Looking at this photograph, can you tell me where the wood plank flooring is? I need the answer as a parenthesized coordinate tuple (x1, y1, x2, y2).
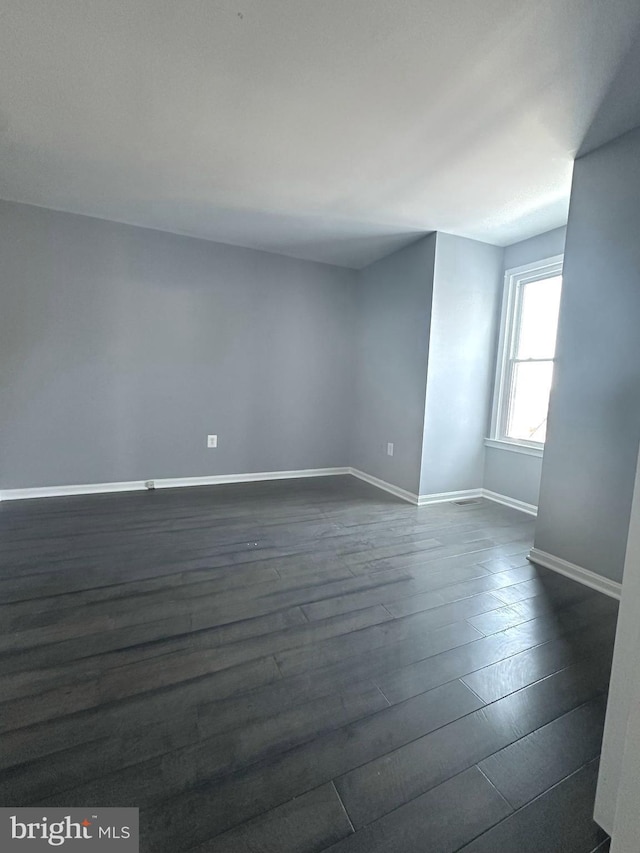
(0, 475, 617, 852)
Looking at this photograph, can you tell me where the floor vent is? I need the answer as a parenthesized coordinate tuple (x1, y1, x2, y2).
(452, 498, 482, 506)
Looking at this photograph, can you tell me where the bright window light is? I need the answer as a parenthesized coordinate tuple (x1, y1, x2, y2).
(491, 257, 563, 447)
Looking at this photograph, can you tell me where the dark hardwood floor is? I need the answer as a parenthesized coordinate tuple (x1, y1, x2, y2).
(0, 475, 617, 852)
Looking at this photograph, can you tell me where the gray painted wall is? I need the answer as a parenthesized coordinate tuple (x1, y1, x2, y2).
(503, 226, 566, 270)
(482, 225, 567, 507)
(535, 126, 640, 583)
(420, 233, 503, 496)
(351, 235, 436, 496)
(0, 200, 356, 489)
(483, 450, 543, 508)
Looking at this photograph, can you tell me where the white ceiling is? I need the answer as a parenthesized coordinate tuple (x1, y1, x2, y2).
(1, 0, 639, 268)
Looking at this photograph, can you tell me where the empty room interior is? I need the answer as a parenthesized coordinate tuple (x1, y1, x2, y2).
(2, 1, 640, 851)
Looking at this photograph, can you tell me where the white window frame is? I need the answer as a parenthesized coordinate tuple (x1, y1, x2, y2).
(488, 254, 564, 453)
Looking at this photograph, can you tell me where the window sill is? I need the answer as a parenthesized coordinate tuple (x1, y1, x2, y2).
(484, 438, 544, 458)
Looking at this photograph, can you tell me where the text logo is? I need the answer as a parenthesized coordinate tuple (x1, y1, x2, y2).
(1, 809, 138, 851)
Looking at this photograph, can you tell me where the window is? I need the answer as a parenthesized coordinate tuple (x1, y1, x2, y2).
(490, 255, 563, 449)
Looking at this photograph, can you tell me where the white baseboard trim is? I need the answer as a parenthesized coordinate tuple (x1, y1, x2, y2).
(348, 471, 538, 516)
(0, 468, 350, 501)
(528, 547, 622, 600)
(152, 468, 350, 489)
(0, 480, 147, 500)
(417, 488, 483, 507)
(349, 468, 418, 505)
(0, 468, 540, 523)
(350, 469, 483, 507)
(482, 489, 538, 517)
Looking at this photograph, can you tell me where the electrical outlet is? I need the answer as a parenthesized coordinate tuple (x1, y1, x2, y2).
(387, 442, 394, 456)
(207, 435, 218, 448)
